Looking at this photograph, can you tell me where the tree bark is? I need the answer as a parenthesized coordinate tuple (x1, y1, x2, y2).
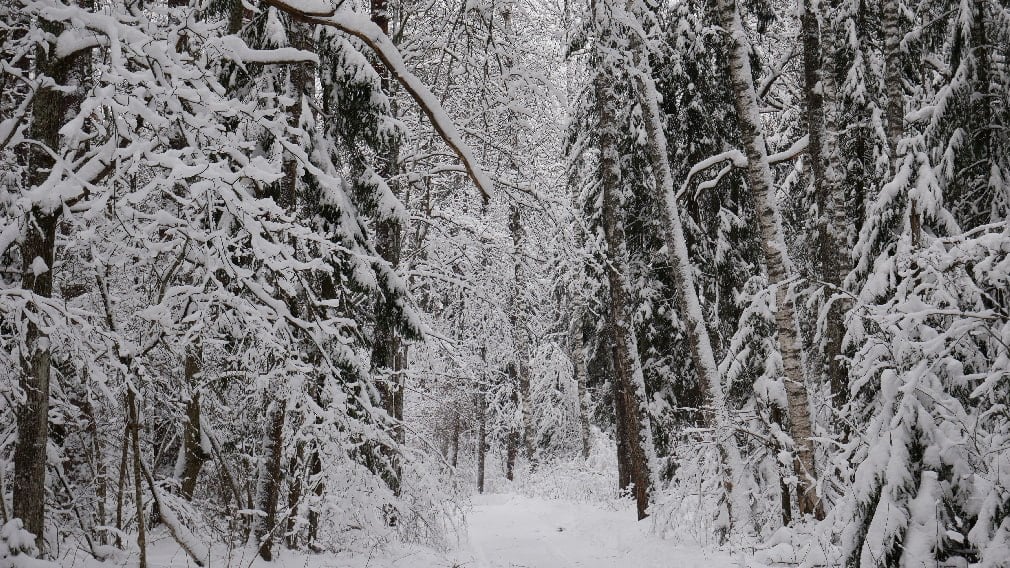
(13, 11, 88, 552)
(882, 0, 920, 248)
(509, 206, 537, 471)
(476, 391, 487, 493)
(593, 7, 654, 517)
(128, 390, 148, 568)
(569, 316, 592, 460)
(179, 346, 209, 500)
(450, 413, 461, 468)
(369, 0, 408, 494)
(505, 365, 520, 482)
(800, 0, 850, 416)
(712, 0, 824, 520)
(255, 400, 286, 561)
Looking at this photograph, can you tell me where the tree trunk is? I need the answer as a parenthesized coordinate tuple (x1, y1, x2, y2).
(505, 430, 518, 482)
(476, 392, 487, 493)
(369, 0, 408, 493)
(13, 11, 86, 551)
(593, 10, 654, 517)
(712, 0, 824, 520)
(569, 316, 592, 460)
(128, 390, 148, 568)
(179, 347, 209, 500)
(882, 0, 920, 248)
(255, 400, 286, 561)
(612, 370, 632, 492)
(306, 446, 323, 550)
(450, 413, 461, 468)
(800, 0, 850, 417)
(505, 365, 520, 482)
(81, 388, 108, 545)
(509, 206, 537, 471)
(115, 425, 129, 548)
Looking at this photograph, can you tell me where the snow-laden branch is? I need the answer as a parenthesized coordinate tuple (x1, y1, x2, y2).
(261, 0, 494, 203)
(675, 135, 809, 200)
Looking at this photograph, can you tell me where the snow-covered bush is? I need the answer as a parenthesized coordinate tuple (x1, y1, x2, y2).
(0, 521, 56, 568)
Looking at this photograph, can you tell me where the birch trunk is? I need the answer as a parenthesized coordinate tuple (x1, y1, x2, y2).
(711, 0, 824, 519)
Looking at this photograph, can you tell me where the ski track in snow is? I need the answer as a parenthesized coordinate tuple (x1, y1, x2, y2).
(463, 494, 740, 568)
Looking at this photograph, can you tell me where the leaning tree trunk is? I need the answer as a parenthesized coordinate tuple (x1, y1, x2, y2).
(712, 0, 824, 519)
(618, 3, 750, 532)
(593, 13, 654, 517)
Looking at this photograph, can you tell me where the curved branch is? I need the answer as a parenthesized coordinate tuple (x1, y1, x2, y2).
(261, 0, 494, 203)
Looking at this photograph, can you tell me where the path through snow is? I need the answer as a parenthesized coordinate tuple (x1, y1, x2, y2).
(463, 494, 741, 568)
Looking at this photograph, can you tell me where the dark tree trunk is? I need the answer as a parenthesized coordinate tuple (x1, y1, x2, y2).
(508, 206, 537, 471)
(476, 392, 487, 493)
(13, 10, 88, 551)
(450, 413, 461, 468)
(594, 18, 652, 518)
(369, 0, 408, 495)
(180, 347, 209, 500)
(128, 390, 148, 568)
(256, 401, 286, 561)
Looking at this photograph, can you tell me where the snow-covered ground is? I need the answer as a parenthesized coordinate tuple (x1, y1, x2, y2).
(56, 493, 749, 567)
(460, 493, 742, 568)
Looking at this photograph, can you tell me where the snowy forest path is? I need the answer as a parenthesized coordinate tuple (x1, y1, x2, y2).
(463, 494, 739, 568)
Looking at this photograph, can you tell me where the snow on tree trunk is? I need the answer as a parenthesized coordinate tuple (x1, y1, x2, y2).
(13, 9, 89, 553)
(882, 0, 920, 248)
(800, 0, 849, 415)
(593, 5, 654, 517)
(569, 315, 593, 461)
(254, 399, 286, 561)
(711, 0, 824, 519)
(620, 5, 750, 533)
(509, 205, 538, 471)
(179, 346, 209, 501)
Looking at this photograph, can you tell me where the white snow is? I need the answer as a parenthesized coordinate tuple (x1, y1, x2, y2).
(461, 494, 742, 568)
(52, 494, 753, 568)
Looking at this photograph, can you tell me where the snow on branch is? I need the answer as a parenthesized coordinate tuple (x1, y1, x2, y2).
(208, 35, 320, 66)
(675, 136, 809, 200)
(261, 0, 494, 203)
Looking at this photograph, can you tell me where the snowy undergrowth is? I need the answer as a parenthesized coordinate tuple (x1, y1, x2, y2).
(504, 430, 625, 508)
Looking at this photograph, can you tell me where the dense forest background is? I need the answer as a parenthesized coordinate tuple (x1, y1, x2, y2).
(1, 0, 1009, 566)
